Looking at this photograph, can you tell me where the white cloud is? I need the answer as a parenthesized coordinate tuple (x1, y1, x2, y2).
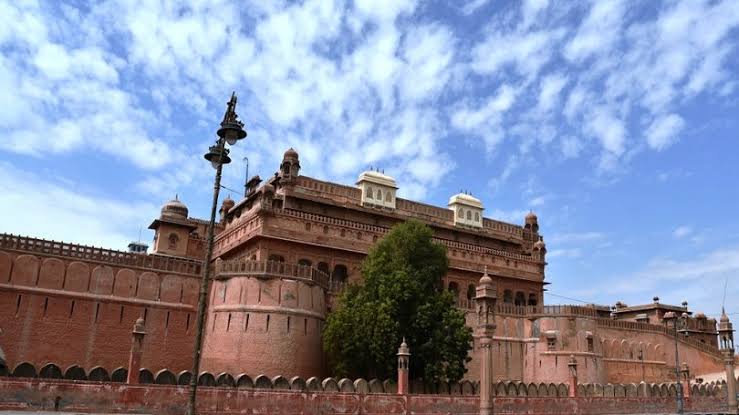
(460, 0, 489, 16)
(646, 113, 685, 151)
(672, 225, 692, 239)
(0, 162, 157, 250)
(537, 73, 569, 113)
(564, 0, 625, 62)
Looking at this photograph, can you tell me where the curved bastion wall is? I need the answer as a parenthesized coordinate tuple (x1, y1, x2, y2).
(200, 260, 328, 379)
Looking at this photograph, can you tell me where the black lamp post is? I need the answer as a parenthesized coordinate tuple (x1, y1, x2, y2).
(664, 311, 688, 414)
(186, 93, 247, 415)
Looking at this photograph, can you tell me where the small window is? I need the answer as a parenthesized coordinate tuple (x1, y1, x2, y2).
(466, 210, 472, 220)
(168, 234, 179, 249)
(503, 290, 513, 304)
(385, 191, 392, 202)
(367, 186, 374, 199)
(547, 338, 556, 351)
(587, 337, 594, 352)
(475, 212, 480, 221)
(376, 189, 382, 199)
(458, 208, 463, 217)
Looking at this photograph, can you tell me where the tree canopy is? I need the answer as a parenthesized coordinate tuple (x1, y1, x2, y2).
(323, 220, 473, 383)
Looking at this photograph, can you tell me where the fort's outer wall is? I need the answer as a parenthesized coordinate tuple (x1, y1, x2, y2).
(464, 311, 725, 385)
(0, 250, 198, 373)
(200, 275, 326, 378)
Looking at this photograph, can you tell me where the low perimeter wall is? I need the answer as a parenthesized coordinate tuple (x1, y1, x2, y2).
(0, 378, 729, 415)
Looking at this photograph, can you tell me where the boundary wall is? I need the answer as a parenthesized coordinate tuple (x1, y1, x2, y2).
(0, 377, 730, 415)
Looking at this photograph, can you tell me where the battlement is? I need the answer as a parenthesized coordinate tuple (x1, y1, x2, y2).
(0, 375, 730, 414)
(0, 233, 201, 275)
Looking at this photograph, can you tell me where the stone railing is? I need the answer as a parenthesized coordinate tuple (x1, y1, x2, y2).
(596, 318, 722, 358)
(275, 209, 538, 264)
(215, 259, 330, 290)
(0, 233, 201, 275)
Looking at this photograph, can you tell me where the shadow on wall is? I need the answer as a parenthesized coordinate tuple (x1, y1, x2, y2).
(1, 361, 731, 399)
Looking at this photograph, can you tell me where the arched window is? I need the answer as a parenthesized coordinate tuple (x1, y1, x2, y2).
(268, 254, 285, 263)
(317, 262, 330, 274)
(503, 289, 513, 304)
(298, 259, 312, 267)
(458, 208, 463, 218)
(514, 291, 526, 306)
(168, 234, 179, 250)
(385, 191, 392, 202)
(528, 293, 538, 306)
(332, 264, 348, 283)
(475, 212, 480, 221)
(467, 284, 476, 302)
(367, 186, 374, 199)
(448, 281, 459, 305)
(466, 210, 472, 220)
(376, 189, 382, 200)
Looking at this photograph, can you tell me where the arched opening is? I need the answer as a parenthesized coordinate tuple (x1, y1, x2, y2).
(466, 210, 472, 220)
(367, 186, 374, 199)
(298, 258, 312, 267)
(375, 189, 382, 200)
(168, 233, 179, 249)
(332, 264, 348, 284)
(385, 191, 392, 202)
(268, 254, 285, 262)
(467, 284, 476, 306)
(528, 293, 538, 306)
(317, 262, 329, 275)
(503, 289, 513, 304)
(514, 291, 526, 306)
(448, 281, 459, 305)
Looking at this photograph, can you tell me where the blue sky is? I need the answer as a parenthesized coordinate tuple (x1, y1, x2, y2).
(1, 0, 738, 318)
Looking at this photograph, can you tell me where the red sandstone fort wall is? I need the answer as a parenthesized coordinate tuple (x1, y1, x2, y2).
(0, 247, 199, 374)
(201, 275, 326, 378)
(0, 377, 729, 414)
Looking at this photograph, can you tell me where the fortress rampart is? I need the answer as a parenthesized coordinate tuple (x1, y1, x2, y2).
(0, 234, 200, 374)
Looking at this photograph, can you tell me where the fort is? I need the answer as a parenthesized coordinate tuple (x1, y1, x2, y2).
(0, 148, 736, 413)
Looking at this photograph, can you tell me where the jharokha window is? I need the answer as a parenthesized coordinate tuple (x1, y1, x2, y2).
(168, 233, 179, 250)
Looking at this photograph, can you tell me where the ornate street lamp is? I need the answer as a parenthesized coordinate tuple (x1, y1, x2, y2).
(186, 93, 247, 415)
(663, 311, 688, 414)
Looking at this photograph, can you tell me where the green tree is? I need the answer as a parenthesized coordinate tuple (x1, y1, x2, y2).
(323, 220, 473, 383)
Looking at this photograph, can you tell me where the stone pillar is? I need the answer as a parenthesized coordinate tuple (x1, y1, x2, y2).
(719, 308, 737, 414)
(474, 268, 497, 415)
(397, 338, 410, 395)
(726, 353, 737, 414)
(680, 362, 690, 399)
(568, 355, 578, 398)
(126, 317, 146, 384)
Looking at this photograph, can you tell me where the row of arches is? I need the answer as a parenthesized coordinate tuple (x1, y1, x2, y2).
(266, 255, 349, 284)
(1, 253, 197, 305)
(446, 280, 538, 308)
(601, 338, 664, 361)
(365, 186, 393, 203)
